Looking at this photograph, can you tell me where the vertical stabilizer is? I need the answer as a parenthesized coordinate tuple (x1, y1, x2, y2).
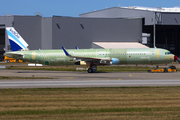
(6, 27, 29, 51)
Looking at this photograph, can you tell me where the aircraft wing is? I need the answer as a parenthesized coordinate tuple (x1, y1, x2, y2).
(62, 47, 111, 64)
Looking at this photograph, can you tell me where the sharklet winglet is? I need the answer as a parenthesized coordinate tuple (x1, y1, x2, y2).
(62, 47, 70, 56)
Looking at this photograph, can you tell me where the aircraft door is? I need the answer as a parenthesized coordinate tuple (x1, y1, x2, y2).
(155, 50, 160, 58)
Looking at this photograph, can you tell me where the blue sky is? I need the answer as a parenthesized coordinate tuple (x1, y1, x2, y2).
(1, 0, 180, 17)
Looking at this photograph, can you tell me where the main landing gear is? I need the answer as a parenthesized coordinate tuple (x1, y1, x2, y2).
(87, 63, 97, 73)
(87, 68, 93, 73)
(87, 67, 97, 73)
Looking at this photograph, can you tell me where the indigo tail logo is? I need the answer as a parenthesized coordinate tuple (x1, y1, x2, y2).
(6, 27, 29, 51)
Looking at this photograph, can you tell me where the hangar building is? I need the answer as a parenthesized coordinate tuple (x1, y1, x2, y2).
(80, 6, 180, 56)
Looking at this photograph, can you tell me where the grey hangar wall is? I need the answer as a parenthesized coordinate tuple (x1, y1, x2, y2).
(80, 7, 180, 56)
(0, 16, 142, 52)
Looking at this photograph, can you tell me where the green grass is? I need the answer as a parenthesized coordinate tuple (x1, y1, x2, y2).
(1, 87, 180, 119)
(97, 66, 156, 72)
(6, 65, 77, 71)
(6, 65, 180, 72)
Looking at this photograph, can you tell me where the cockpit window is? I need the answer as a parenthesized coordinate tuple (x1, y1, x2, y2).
(165, 52, 171, 55)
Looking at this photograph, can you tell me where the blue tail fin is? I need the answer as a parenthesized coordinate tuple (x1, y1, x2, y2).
(6, 27, 29, 51)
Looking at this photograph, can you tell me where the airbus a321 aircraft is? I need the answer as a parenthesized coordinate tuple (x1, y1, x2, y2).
(4, 27, 179, 73)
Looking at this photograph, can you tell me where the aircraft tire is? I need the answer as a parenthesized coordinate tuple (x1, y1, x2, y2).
(87, 68, 93, 73)
(93, 69, 97, 73)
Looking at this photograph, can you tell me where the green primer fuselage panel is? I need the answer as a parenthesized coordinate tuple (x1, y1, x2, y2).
(5, 48, 174, 66)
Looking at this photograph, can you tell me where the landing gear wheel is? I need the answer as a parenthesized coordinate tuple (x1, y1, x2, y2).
(87, 68, 93, 73)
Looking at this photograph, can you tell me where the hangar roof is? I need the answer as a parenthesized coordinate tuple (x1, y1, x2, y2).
(80, 6, 180, 16)
(123, 6, 180, 13)
(80, 6, 180, 25)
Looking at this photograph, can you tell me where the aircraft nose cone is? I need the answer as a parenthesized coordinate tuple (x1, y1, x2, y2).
(174, 55, 178, 62)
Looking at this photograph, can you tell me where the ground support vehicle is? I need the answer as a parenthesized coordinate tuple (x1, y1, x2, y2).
(147, 66, 177, 73)
(4, 56, 23, 63)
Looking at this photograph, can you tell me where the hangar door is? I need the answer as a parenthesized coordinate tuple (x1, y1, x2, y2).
(0, 28, 5, 61)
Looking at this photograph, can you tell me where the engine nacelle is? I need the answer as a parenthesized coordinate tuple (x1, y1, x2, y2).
(74, 61, 87, 65)
(110, 58, 119, 65)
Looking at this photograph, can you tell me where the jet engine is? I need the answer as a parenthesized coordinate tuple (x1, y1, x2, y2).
(110, 58, 119, 65)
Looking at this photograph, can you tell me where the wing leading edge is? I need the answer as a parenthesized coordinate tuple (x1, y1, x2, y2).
(62, 47, 101, 60)
(62, 47, 112, 65)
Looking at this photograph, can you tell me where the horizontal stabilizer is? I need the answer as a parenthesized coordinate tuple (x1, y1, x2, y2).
(4, 52, 23, 59)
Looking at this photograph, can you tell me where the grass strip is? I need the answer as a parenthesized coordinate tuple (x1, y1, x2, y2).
(1, 87, 180, 119)
(6, 65, 180, 72)
(1, 107, 180, 115)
